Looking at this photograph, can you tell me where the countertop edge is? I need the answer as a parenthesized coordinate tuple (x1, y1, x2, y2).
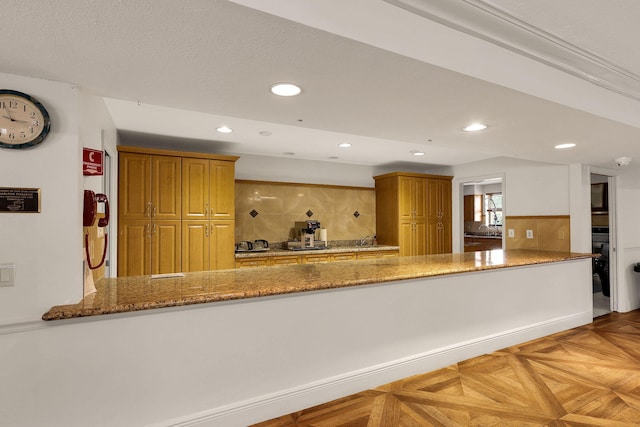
(42, 251, 594, 321)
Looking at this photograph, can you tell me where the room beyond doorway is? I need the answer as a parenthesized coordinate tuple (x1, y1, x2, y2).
(591, 173, 613, 317)
(462, 176, 504, 252)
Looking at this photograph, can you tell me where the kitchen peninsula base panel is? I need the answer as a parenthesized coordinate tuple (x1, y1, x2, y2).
(28, 258, 592, 427)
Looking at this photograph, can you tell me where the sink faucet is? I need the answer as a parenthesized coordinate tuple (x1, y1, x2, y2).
(360, 236, 371, 246)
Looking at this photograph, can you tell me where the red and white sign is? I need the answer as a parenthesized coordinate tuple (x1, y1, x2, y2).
(83, 148, 104, 176)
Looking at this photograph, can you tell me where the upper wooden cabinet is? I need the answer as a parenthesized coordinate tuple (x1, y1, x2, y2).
(119, 152, 181, 221)
(374, 172, 452, 256)
(182, 158, 235, 220)
(399, 175, 427, 221)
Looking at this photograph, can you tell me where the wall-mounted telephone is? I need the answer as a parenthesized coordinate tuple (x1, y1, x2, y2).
(83, 190, 110, 269)
(83, 190, 110, 227)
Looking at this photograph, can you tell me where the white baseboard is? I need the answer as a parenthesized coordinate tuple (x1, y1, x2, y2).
(159, 311, 591, 427)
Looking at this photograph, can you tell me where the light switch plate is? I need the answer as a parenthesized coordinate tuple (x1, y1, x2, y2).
(526, 230, 534, 239)
(508, 229, 514, 238)
(0, 264, 16, 287)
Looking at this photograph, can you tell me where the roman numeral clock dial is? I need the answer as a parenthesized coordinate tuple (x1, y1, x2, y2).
(0, 89, 51, 149)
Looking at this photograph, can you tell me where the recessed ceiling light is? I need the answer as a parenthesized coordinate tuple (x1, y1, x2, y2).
(554, 143, 576, 149)
(463, 123, 488, 132)
(410, 150, 425, 156)
(216, 126, 233, 133)
(338, 143, 352, 148)
(270, 83, 302, 97)
(259, 131, 272, 136)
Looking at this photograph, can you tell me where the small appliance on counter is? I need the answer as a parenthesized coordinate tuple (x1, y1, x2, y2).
(235, 239, 270, 253)
(287, 220, 327, 250)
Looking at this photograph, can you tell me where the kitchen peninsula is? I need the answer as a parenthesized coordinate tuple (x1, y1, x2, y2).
(40, 249, 592, 426)
(44, 249, 590, 319)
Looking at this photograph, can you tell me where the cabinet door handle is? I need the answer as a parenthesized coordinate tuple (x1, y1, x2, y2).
(152, 206, 157, 217)
(145, 223, 151, 238)
(152, 224, 157, 235)
(205, 224, 209, 237)
(204, 203, 209, 217)
(144, 201, 152, 217)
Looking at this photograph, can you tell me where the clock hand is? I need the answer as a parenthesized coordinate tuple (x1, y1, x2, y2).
(2, 107, 15, 122)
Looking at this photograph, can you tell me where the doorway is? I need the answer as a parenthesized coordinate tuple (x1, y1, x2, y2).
(590, 173, 614, 317)
(461, 176, 504, 252)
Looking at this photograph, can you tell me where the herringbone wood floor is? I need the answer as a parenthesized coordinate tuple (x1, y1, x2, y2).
(253, 310, 640, 426)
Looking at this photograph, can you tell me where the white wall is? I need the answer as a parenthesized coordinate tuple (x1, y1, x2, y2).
(0, 73, 82, 325)
(235, 154, 377, 188)
(614, 170, 640, 311)
(0, 259, 592, 427)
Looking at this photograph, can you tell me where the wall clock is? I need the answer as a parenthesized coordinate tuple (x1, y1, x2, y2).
(0, 89, 51, 149)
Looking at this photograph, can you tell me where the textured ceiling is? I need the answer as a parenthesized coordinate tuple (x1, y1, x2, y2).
(2, 0, 640, 173)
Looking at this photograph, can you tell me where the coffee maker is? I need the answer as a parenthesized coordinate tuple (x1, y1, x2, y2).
(293, 220, 322, 248)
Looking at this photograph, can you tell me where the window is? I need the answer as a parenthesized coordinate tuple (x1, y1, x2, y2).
(485, 193, 502, 226)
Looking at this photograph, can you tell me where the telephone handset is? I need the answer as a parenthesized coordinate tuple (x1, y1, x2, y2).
(83, 190, 110, 227)
(83, 190, 109, 270)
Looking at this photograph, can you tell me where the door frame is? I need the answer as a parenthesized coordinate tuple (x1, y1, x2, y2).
(589, 168, 619, 313)
(454, 173, 505, 253)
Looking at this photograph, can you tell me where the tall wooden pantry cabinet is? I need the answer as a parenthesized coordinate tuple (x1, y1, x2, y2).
(374, 172, 452, 256)
(117, 146, 238, 277)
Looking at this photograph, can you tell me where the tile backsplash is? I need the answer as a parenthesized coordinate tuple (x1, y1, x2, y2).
(235, 180, 375, 245)
(504, 216, 570, 252)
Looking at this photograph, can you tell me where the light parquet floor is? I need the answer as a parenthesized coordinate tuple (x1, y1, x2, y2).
(253, 310, 640, 426)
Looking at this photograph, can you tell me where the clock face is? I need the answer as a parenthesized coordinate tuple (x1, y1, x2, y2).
(0, 90, 51, 149)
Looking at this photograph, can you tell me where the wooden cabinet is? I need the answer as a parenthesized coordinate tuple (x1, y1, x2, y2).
(182, 220, 235, 272)
(182, 158, 235, 220)
(236, 257, 271, 268)
(118, 146, 238, 276)
(117, 220, 181, 276)
(356, 249, 400, 260)
(331, 252, 357, 262)
(375, 172, 452, 257)
(426, 177, 452, 254)
(119, 153, 181, 221)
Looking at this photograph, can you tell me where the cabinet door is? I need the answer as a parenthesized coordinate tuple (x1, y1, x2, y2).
(182, 220, 210, 272)
(182, 158, 209, 219)
(209, 160, 235, 219)
(427, 220, 451, 254)
(427, 178, 452, 221)
(399, 221, 414, 257)
(414, 221, 427, 256)
(399, 177, 427, 221)
(152, 156, 181, 220)
(119, 153, 151, 220)
(118, 220, 151, 276)
(210, 220, 235, 270)
(150, 220, 181, 275)
(398, 176, 415, 220)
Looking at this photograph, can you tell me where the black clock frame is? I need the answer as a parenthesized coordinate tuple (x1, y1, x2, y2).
(0, 89, 52, 149)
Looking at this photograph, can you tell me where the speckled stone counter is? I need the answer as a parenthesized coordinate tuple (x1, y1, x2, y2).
(42, 249, 592, 320)
(234, 245, 399, 258)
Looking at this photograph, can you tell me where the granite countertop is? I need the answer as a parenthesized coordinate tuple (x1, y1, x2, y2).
(464, 234, 503, 240)
(42, 250, 593, 321)
(235, 245, 399, 258)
